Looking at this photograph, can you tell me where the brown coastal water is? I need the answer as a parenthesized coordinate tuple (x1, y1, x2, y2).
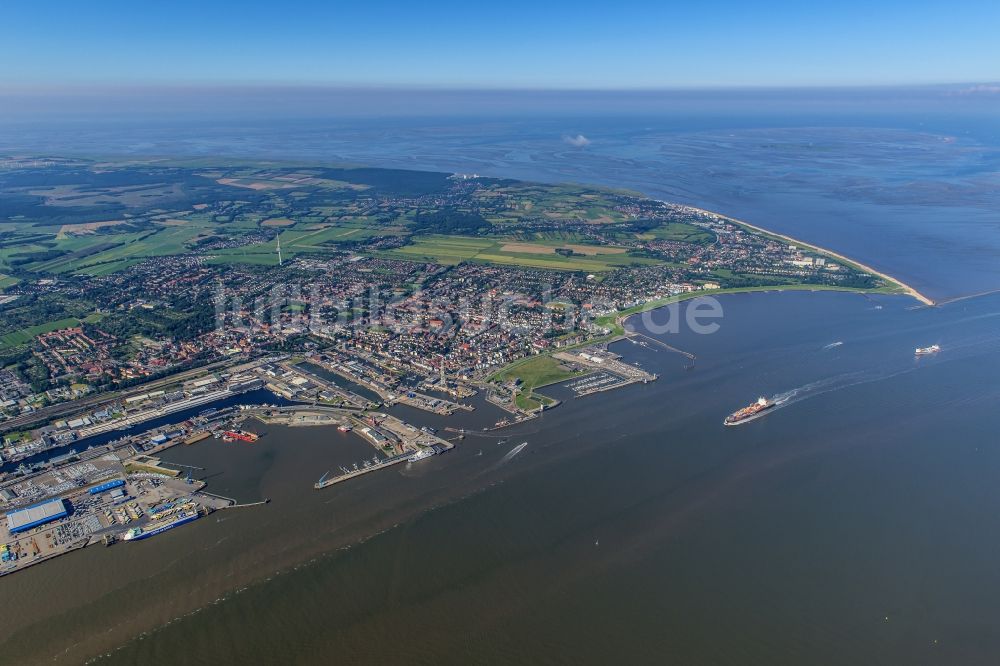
(3, 291, 1000, 664)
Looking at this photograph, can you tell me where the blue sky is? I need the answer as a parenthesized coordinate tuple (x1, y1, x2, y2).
(2, 0, 998, 88)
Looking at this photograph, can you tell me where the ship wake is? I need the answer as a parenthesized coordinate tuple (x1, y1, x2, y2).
(770, 361, 935, 413)
(500, 442, 528, 464)
(478, 442, 529, 476)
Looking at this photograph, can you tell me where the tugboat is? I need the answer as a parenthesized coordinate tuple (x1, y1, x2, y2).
(724, 397, 775, 426)
(915, 344, 940, 356)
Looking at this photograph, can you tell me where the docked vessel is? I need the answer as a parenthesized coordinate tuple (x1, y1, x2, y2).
(408, 447, 436, 462)
(337, 424, 352, 432)
(915, 344, 940, 356)
(222, 430, 259, 443)
(724, 397, 775, 426)
(122, 509, 200, 541)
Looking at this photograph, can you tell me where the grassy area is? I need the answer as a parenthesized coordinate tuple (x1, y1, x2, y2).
(284, 222, 397, 246)
(382, 235, 493, 265)
(381, 234, 659, 271)
(207, 222, 399, 266)
(494, 354, 580, 387)
(494, 355, 582, 410)
(513, 388, 558, 411)
(123, 461, 180, 477)
(0, 244, 51, 272)
(515, 392, 542, 411)
(0, 313, 104, 350)
(207, 249, 286, 266)
(476, 182, 637, 225)
(636, 222, 716, 244)
(9, 225, 216, 275)
(74, 258, 143, 276)
(208, 240, 324, 266)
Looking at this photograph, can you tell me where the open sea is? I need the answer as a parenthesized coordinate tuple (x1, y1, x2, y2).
(1, 91, 1000, 664)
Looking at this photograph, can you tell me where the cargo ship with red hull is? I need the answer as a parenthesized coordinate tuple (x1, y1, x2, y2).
(724, 397, 775, 426)
(222, 430, 259, 443)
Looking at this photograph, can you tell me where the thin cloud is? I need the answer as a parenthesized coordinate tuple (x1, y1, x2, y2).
(951, 84, 1000, 96)
(562, 134, 591, 147)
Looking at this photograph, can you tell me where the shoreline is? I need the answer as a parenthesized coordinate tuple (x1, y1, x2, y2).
(600, 284, 881, 342)
(611, 284, 882, 333)
(679, 204, 935, 306)
(511, 279, 919, 420)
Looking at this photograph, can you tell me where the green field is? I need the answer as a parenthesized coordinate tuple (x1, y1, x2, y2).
(0, 313, 104, 350)
(0, 224, 219, 276)
(380, 235, 658, 271)
(477, 183, 635, 226)
(207, 222, 402, 266)
(494, 355, 583, 410)
(382, 236, 494, 264)
(495, 354, 582, 387)
(0, 163, 711, 277)
(637, 222, 716, 244)
(74, 258, 144, 276)
(207, 239, 329, 266)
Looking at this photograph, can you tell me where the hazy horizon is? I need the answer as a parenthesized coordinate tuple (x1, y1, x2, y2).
(2, 83, 999, 125)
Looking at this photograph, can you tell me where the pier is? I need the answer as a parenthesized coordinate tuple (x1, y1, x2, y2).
(219, 498, 270, 509)
(626, 332, 697, 359)
(552, 348, 657, 398)
(314, 452, 413, 489)
(197, 491, 238, 507)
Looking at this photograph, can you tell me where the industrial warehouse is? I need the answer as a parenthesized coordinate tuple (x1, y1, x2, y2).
(5, 498, 68, 534)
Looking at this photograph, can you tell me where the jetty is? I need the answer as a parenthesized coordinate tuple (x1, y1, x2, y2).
(314, 452, 412, 489)
(626, 332, 696, 359)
